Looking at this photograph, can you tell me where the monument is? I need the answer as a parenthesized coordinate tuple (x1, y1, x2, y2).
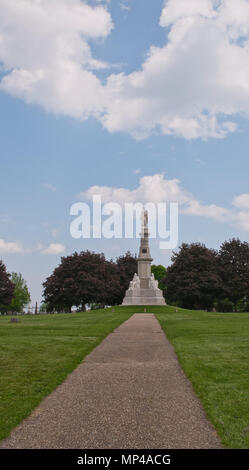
(122, 210, 166, 306)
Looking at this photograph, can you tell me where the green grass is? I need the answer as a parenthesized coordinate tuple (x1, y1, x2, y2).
(0, 308, 132, 441)
(1, 305, 249, 448)
(154, 306, 249, 449)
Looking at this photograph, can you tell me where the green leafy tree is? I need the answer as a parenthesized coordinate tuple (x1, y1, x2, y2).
(166, 243, 221, 310)
(151, 264, 167, 291)
(0, 260, 15, 309)
(39, 302, 48, 313)
(7, 272, 31, 313)
(218, 238, 249, 311)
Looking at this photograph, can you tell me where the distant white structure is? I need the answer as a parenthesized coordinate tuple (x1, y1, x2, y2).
(122, 210, 166, 306)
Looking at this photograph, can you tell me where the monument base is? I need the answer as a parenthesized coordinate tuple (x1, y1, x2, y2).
(122, 273, 166, 306)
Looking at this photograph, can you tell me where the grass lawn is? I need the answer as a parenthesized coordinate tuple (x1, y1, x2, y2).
(1, 305, 249, 448)
(0, 308, 133, 441)
(153, 306, 249, 449)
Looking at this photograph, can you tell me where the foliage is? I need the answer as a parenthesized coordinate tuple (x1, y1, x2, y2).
(218, 238, 249, 311)
(214, 298, 234, 313)
(43, 250, 137, 311)
(151, 264, 167, 291)
(237, 297, 249, 312)
(5, 272, 31, 313)
(39, 303, 48, 313)
(116, 251, 137, 286)
(43, 251, 110, 312)
(42, 238, 249, 312)
(0, 260, 15, 309)
(166, 243, 222, 310)
(115, 250, 137, 299)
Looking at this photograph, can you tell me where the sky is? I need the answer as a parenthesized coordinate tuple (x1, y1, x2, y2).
(1, 0, 249, 306)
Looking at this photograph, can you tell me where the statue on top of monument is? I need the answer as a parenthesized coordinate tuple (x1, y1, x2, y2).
(141, 209, 148, 233)
(143, 209, 148, 227)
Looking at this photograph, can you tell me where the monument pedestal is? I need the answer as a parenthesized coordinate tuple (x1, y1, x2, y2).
(122, 274, 166, 306)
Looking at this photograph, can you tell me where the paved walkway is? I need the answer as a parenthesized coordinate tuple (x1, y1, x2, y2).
(1, 314, 221, 449)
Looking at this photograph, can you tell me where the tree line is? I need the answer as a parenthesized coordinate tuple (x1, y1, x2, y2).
(42, 237, 249, 313)
(165, 238, 249, 312)
(1, 237, 249, 314)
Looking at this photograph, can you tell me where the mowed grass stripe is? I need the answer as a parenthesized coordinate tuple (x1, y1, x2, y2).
(0, 309, 132, 441)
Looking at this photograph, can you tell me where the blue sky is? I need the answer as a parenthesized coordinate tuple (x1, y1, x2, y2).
(1, 0, 249, 305)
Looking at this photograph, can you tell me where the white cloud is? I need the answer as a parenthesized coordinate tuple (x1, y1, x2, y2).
(2, 1, 249, 138)
(90, 0, 111, 3)
(101, 0, 249, 138)
(102, 0, 249, 139)
(160, 0, 216, 26)
(0, 0, 113, 119)
(0, 239, 24, 254)
(82, 173, 191, 205)
(41, 243, 65, 255)
(233, 210, 249, 231)
(231, 193, 249, 230)
(233, 193, 249, 209)
(0, 239, 66, 255)
(81, 173, 249, 230)
(182, 200, 230, 222)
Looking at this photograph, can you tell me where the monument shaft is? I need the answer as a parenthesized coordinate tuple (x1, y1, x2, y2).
(138, 211, 153, 288)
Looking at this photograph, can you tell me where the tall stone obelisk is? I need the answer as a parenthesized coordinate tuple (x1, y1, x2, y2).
(138, 210, 153, 288)
(122, 210, 166, 306)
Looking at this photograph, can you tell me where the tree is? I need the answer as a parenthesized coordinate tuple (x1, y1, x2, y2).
(101, 258, 125, 306)
(43, 251, 125, 311)
(151, 264, 167, 291)
(39, 302, 48, 313)
(0, 260, 15, 309)
(43, 251, 104, 312)
(166, 243, 221, 310)
(116, 251, 137, 299)
(6, 272, 31, 313)
(218, 238, 249, 311)
(215, 298, 234, 313)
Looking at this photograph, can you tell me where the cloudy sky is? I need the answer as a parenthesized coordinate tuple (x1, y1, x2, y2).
(1, 0, 249, 305)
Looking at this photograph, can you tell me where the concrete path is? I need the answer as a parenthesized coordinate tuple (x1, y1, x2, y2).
(0, 314, 221, 449)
